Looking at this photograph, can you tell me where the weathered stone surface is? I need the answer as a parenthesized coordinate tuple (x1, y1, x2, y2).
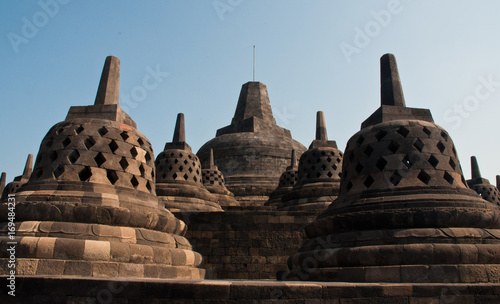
(467, 156, 500, 206)
(202, 149, 240, 208)
(266, 150, 298, 207)
(0, 56, 207, 280)
(279, 111, 343, 213)
(281, 53, 500, 283)
(156, 113, 222, 212)
(197, 82, 306, 205)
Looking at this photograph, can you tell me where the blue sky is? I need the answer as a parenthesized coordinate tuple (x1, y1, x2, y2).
(1, 0, 499, 185)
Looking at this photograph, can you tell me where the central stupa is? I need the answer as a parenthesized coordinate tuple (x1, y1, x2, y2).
(197, 82, 306, 205)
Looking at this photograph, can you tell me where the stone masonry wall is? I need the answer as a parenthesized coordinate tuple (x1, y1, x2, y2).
(175, 207, 317, 280)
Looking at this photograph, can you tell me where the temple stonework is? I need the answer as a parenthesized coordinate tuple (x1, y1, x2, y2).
(197, 81, 306, 205)
(1, 53, 500, 302)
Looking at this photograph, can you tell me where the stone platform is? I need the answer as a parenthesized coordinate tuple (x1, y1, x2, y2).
(2, 276, 500, 303)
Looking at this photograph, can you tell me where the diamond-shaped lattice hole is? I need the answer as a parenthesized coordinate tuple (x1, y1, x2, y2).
(356, 136, 365, 147)
(137, 138, 144, 146)
(375, 130, 387, 141)
(355, 163, 363, 174)
(94, 152, 106, 167)
(423, 127, 432, 136)
(441, 131, 449, 141)
(107, 170, 118, 185)
(326, 157, 332, 163)
(119, 157, 129, 170)
(78, 167, 92, 181)
(62, 137, 71, 148)
(332, 164, 338, 170)
(172, 173, 178, 179)
(179, 153, 183, 157)
(75, 126, 84, 135)
(145, 152, 151, 162)
(130, 176, 139, 188)
(443, 171, 454, 185)
(183, 173, 189, 180)
(120, 131, 129, 141)
(437, 141, 446, 153)
(68, 150, 80, 164)
(346, 181, 353, 192)
(98, 126, 108, 136)
(376, 157, 388, 171)
(390, 172, 402, 186)
(402, 155, 412, 168)
(162, 173, 167, 179)
(449, 158, 456, 170)
(109, 140, 119, 153)
(174, 159, 179, 164)
(193, 176, 198, 182)
(397, 126, 410, 138)
(179, 165, 184, 172)
(56, 127, 65, 135)
(146, 181, 152, 193)
(364, 145, 374, 156)
(428, 155, 439, 168)
(327, 171, 333, 178)
(315, 172, 321, 178)
(321, 164, 327, 171)
(53, 165, 64, 179)
(139, 164, 145, 177)
(48, 151, 58, 162)
(418, 170, 431, 185)
(130, 147, 138, 159)
(388, 141, 400, 153)
(363, 175, 374, 188)
(184, 159, 188, 165)
(84, 137, 96, 150)
(413, 138, 424, 152)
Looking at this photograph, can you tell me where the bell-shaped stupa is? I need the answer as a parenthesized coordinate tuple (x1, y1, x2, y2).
(265, 150, 298, 207)
(155, 113, 223, 212)
(0, 56, 207, 279)
(281, 54, 500, 283)
(467, 156, 500, 206)
(1, 154, 33, 200)
(197, 82, 306, 205)
(201, 149, 240, 208)
(278, 112, 342, 212)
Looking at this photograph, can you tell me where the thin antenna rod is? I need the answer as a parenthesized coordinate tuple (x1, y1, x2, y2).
(253, 45, 255, 81)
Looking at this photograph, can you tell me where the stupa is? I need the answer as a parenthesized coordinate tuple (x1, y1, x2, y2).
(197, 81, 306, 205)
(1, 154, 33, 200)
(0, 56, 207, 279)
(265, 150, 298, 207)
(278, 112, 342, 212)
(467, 156, 500, 206)
(201, 149, 239, 208)
(281, 54, 500, 283)
(155, 113, 223, 212)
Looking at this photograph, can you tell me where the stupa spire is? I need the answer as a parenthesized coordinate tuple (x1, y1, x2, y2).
(22, 154, 34, 179)
(471, 156, 482, 179)
(380, 53, 406, 107)
(209, 148, 215, 168)
(290, 150, 297, 168)
(173, 113, 186, 143)
(497, 175, 500, 189)
(0, 172, 6, 195)
(316, 111, 328, 140)
(94, 56, 120, 105)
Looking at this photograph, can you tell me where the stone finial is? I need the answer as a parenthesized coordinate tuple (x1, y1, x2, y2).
(380, 53, 406, 107)
(94, 56, 120, 105)
(291, 150, 297, 168)
(0, 172, 6, 194)
(22, 154, 34, 179)
(172, 113, 186, 143)
(316, 111, 328, 141)
(471, 156, 481, 179)
(497, 175, 500, 189)
(209, 149, 217, 170)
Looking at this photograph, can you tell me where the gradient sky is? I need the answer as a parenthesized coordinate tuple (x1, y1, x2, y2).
(1, 0, 499, 186)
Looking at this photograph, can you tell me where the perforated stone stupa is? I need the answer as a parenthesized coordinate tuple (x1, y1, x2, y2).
(265, 150, 298, 207)
(467, 156, 500, 206)
(281, 54, 500, 283)
(0, 56, 207, 279)
(278, 112, 342, 212)
(155, 113, 222, 212)
(201, 149, 239, 208)
(0, 154, 33, 200)
(197, 81, 306, 205)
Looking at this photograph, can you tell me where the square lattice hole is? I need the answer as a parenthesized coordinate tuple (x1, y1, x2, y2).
(94, 152, 106, 167)
(53, 165, 64, 179)
(443, 171, 454, 185)
(363, 175, 374, 188)
(413, 139, 424, 152)
(68, 150, 80, 164)
(120, 131, 129, 141)
(390, 172, 402, 186)
(98, 126, 108, 136)
(107, 170, 118, 185)
(356, 136, 365, 147)
(428, 155, 439, 168)
(78, 167, 92, 181)
(84, 137, 96, 150)
(62, 137, 71, 148)
(355, 163, 363, 174)
(397, 126, 410, 138)
(75, 126, 84, 135)
(375, 130, 387, 141)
